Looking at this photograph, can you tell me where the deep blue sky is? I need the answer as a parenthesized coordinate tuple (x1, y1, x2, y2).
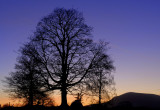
(0, 0, 160, 105)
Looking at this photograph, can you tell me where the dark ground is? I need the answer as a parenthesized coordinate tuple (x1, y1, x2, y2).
(0, 105, 158, 110)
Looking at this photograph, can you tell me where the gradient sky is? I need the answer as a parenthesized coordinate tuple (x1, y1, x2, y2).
(0, 0, 160, 106)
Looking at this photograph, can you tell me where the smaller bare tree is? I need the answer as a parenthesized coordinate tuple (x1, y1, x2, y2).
(4, 43, 50, 106)
(85, 42, 115, 104)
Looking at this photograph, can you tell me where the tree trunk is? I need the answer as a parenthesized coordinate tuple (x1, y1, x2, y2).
(60, 73, 68, 109)
(29, 72, 33, 106)
(60, 57, 69, 109)
(60, 87, 68, 109)
(99, 85, 101, 104)
(29, 93, 33, 106)
(99, 71, 102, 105)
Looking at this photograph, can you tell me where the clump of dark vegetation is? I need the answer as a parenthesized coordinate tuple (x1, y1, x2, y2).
(70, 93, 83, 110)
(0, 104, 157, 110)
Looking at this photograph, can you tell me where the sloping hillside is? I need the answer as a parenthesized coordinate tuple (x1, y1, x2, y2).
(111, 92, 160, 109)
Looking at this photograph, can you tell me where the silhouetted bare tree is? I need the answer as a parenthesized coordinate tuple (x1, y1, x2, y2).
(25, 8, 115, 109)
(27, 8, 93, 109)
(85, 42, 115, 104)
(4, 44, 50, 106)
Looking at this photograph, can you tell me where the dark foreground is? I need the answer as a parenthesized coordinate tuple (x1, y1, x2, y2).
(0, 105, 159, 110)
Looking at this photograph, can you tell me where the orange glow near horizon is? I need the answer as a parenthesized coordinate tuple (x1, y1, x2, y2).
(0, 94, 91, 107)
(0, 90, 159, 107)
(0, 93, 111, 107)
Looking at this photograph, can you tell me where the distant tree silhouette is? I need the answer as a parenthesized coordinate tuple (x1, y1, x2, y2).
(85, 42, 115, 104)
(4, 44, 51, 106)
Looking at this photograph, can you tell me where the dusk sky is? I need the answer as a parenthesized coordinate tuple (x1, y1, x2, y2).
(0, 0, 160, 106)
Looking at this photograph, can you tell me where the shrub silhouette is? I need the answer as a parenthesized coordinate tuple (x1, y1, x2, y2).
(70, 93, 83, 110)
(70, 100, 83, 110)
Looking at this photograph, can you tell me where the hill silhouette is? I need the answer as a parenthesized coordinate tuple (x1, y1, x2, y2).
(110, 92, 160, 109)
